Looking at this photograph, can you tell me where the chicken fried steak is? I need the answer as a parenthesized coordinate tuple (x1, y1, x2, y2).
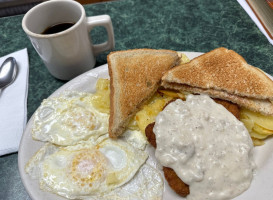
(145, 98, 240, 197)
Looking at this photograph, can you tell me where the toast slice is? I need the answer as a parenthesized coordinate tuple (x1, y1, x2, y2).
(162, 47, 273, 100)
(108, 49, 179, 138)
(161, 47, 273, 116)
(163, 82, 273, 116)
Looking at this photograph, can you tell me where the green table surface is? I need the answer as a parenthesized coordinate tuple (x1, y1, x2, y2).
(0, 0, 272, 199)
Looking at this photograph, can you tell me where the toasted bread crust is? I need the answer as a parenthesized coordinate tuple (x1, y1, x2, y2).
(162, 47, 273, 100)
(108, 49, 179, 138)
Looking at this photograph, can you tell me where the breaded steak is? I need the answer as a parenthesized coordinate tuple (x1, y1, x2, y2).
(145, 98, 240, 197)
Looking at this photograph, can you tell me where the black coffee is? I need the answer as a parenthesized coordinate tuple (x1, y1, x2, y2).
(42, 22, 75, 34)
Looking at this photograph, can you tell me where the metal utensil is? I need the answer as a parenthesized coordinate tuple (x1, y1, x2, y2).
(0, 57, 18, 92)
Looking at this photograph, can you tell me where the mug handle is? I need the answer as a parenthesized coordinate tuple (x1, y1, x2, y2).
(86, 15, 115, 56)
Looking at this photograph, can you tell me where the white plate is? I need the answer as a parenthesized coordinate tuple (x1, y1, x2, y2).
(18, 52, 273, 200)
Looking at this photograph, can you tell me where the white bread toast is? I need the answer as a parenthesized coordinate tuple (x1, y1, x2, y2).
(162, 47, 273, 100)
(108, 49, 179, 138)
(161, 47, 273, 116)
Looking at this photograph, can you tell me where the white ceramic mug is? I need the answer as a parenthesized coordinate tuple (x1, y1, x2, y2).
(22, 0, 115, 80)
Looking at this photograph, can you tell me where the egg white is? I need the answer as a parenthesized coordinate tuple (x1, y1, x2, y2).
(120, 129, 148, 150)
(94, 129, 148, 151)
(89, 164, 164, 200)
(27, 88, 159, 199)
(32, 91, 109, 146)
(25, 138, 148, 199)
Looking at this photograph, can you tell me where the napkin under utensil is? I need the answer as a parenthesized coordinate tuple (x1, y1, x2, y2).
(0, 48, 29, 156)
(238, 0, 273, 45)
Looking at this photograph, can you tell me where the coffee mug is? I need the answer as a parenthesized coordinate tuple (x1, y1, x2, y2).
(22, 0, 115, 80)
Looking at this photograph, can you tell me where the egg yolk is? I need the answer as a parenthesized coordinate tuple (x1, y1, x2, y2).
(62, 107, 98, 132)
(71, 149, 107, 187)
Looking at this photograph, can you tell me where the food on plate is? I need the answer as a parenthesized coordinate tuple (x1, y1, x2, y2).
(32, 91, 109, 146)
(240, 108, 273, 145)
(177, 52, 190, 64)
(91, 78, 175, 135)
(25, 138, 148, 199)
(146, 122, 190, 197)
(132, 93, 173, 134)
(89, 164, 164, 200)
(145, 97, 241, 197)
(151, 94, 256, 199)
(25, 47, 273, 200)
(107, 49, 180, 138)
(213, 98, 240, 119)
(27, 78, 162, 199)
(91, 78, 149, 150)
(161, 47, 273, 116)
(161, 47, 273, 144)
(164, 48, 273, 99)
(90, 78, 110, 114)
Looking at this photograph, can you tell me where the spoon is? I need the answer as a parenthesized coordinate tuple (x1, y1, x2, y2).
(0, 57, 18, 92)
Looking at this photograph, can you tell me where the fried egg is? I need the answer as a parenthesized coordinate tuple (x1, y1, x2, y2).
(32, 91, 109, 146)
(25, 138, 148, 199)
(120, 129, 148, 150)
(90, 164, 164, 200)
